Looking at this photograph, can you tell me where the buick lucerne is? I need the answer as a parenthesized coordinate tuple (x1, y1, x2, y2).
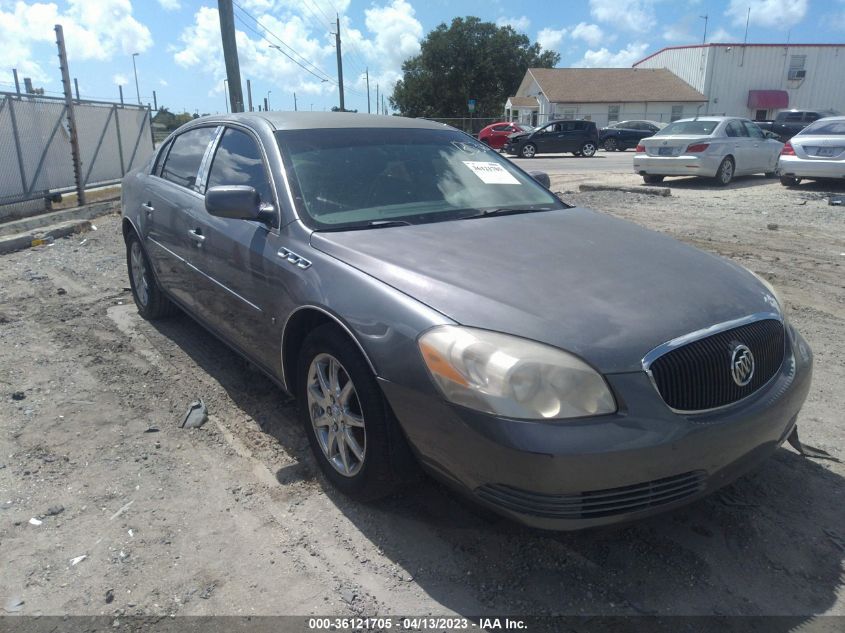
(121, 113, 812, 529)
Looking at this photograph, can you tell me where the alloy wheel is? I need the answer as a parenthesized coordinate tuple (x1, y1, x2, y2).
(130, 241, 150, 307)
(521, 144, 536, 158)
(719, 159, 734, 184)
(581, 143, 597, 157)
(306, 353, 366, 477)
(604, 138, 617, 151)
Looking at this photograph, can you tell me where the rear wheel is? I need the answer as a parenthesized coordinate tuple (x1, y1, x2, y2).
(126, 232, 177, 320)
(520, 143, 537, 158)
(643, 175, 664, 184)
(580, 142, 597, 157)
(298, 325, 401, 500)
(780, 175, 800, 187)
(714, 157, 735, 186)
(603, 138, 618, 151)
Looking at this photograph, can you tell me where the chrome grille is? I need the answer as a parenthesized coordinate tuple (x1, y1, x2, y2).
(648, 319, 785, 412)
(476, 471, 706, 519)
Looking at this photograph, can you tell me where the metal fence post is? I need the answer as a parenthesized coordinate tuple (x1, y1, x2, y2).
(114, 105, 125, 176)
(6, 97, 28, 192)
(55, 24, 86, 205)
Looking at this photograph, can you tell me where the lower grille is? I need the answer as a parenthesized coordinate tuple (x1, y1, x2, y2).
(648, 318, 785, 412)
(476, 471, 706, 520)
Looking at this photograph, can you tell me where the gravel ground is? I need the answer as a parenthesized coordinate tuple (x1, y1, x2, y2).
(1, 175, 843, 625)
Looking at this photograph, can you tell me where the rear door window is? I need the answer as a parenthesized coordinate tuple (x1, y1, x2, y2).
(160, 127, 217, 191)
(725, 120, 747, 137)
(205, 127, 273, 205)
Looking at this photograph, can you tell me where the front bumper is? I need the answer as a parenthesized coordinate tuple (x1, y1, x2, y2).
(633, 153, 721, 177)
(380, 327, 813, 530)
(778, 155, 845, 179)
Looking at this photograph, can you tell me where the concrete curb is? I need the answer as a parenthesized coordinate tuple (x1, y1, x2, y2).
(0, 200, 118, 238)
(0, 219, 93, 255)
(579, 183, 671, 197)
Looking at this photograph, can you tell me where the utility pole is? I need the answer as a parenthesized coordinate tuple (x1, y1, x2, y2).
(153, 90, 157, 111)
(294, 92, 297, 111)
(246, 79, 253, 112)
(73, 77, 80, 100)
(266, 90, 271, 111)
(12, 68, 20, 94)
(263, 97, 268, 111)
(55, 24, 85, 205)
(218, 0, 244, 112)
(699, 15, 708, 44)
(119, 84, 124, 106)
(365, 68, 370, 113)
(335, 14, 345, 111)
(375, 83, 379, 115)
(131, 53, 141, 104)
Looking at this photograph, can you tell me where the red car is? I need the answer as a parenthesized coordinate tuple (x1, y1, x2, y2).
(478, 121, 535, 149)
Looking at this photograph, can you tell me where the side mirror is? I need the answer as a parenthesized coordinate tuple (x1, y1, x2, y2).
(205, 185, 270, 223)
(529, 170, 551, 189)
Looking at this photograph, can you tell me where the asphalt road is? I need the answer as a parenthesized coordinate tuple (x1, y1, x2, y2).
(507, 149, 635, 175)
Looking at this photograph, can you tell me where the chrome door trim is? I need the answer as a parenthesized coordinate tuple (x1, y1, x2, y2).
(185, 259, 262, 313)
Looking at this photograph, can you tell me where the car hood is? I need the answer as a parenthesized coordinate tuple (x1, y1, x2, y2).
(507, 132, 529, 142)
(310, 208, 778, 374)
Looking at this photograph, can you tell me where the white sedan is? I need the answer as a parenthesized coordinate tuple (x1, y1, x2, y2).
(778, 116, 845, 186)
(633, 117, 783, 186)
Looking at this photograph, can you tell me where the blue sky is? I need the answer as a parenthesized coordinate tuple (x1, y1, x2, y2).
(2, 0, 843, 115)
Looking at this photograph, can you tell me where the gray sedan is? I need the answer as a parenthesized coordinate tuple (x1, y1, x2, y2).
(121, 112, 812, 530)
(778, 116, 845, 186)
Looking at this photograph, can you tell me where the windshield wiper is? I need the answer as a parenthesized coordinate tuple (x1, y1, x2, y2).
(317, 219, 413, 232)
(460, 207, 556, 220)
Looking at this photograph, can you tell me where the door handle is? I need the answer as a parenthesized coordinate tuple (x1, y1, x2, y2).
(187, 228, 205, 244)
(142, 202, 154, 216)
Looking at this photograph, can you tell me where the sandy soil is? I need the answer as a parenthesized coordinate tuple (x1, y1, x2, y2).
(1, 174, 843, 625)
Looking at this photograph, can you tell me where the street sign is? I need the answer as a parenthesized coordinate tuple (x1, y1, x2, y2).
(468, 99, 476, 113)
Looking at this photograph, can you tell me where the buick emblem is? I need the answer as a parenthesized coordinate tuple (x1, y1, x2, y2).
(730, 344, 755, 387)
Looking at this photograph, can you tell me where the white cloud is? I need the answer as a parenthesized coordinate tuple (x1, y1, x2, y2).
(707, 28, 734, 43)
(663, 17, 733, 43)
(157, 0, 181, 10)
(171, 0, 422, 103)
(726, 0, 808, 29)
(159, 79, 169, 86)
(113, 73, 128, 86)
(570, 22, 606, 47)
(574, 42, 650, 67)
(496, 16, 531, 32)
(590, 0, 656, 33)
(537, 27, 567, 51)
(0, 0, 152, 83)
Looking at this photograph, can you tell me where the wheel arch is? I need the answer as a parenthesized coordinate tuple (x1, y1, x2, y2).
(280, 305, 378, 395)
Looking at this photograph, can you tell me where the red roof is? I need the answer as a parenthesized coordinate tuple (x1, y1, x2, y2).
(634, 43, 845, 67)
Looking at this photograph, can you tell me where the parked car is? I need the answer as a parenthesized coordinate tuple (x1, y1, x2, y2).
(123, 112, 811, 530)
(633, 117, 783, 185)
(503, 119, 599, 158)
(778, 116, 845, 186)
(756, 109, 840, 142)
(478, 121, 535, 149)
(599, 120, 665, 151)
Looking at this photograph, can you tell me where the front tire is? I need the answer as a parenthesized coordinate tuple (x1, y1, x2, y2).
(603, 138, 618, 151)
(643, 175, 664, 184)
(520, 143, 537, 158)
(297, 324, 400, 500)
(714, 157, 735, 186)
(580, 142, 597, 157)
(780, 175, 800, 187)
(125, 232, 177, 320)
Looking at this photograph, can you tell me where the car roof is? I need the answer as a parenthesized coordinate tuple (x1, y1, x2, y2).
(184, 111, 450, 132)
(671, 116, 735, 122)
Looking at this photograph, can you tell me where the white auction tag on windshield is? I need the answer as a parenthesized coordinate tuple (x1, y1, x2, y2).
(462, 161, 521, 185)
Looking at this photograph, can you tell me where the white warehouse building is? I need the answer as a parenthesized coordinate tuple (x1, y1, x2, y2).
(633, 43, 845, 121)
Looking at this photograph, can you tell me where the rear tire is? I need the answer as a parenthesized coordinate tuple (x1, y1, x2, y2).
(297, 324, 401, 501)
(780, 175, 800, 187)
(714, 157, 735, 186)
(125, 231, 178, 320)
(643, 175, 664, 184)
(580, 142, 597, 157)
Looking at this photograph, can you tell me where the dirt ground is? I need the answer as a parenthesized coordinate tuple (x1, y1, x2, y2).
(1, 173, 843, 626)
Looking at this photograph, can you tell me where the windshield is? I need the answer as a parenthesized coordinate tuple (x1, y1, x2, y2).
(799, 120, 845, 136)
(655, 120, 719, 136)
(276, 127, 564, 230)
(517, 124, 535, 132)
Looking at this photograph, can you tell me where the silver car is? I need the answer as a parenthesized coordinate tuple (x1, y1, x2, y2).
(778, 116, 845, 186)
(121, 112, 812, 530)
(634, 117, 783, 185)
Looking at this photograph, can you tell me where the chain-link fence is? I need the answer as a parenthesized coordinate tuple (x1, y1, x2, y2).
(0, 92, 153, 206)
(420, 117, 503, 135)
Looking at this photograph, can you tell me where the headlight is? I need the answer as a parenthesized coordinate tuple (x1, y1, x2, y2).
(418, 326, 616, 420)
(746, 268, 784, 312)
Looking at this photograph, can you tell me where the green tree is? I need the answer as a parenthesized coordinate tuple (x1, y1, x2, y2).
(390, 17, 559, 119)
